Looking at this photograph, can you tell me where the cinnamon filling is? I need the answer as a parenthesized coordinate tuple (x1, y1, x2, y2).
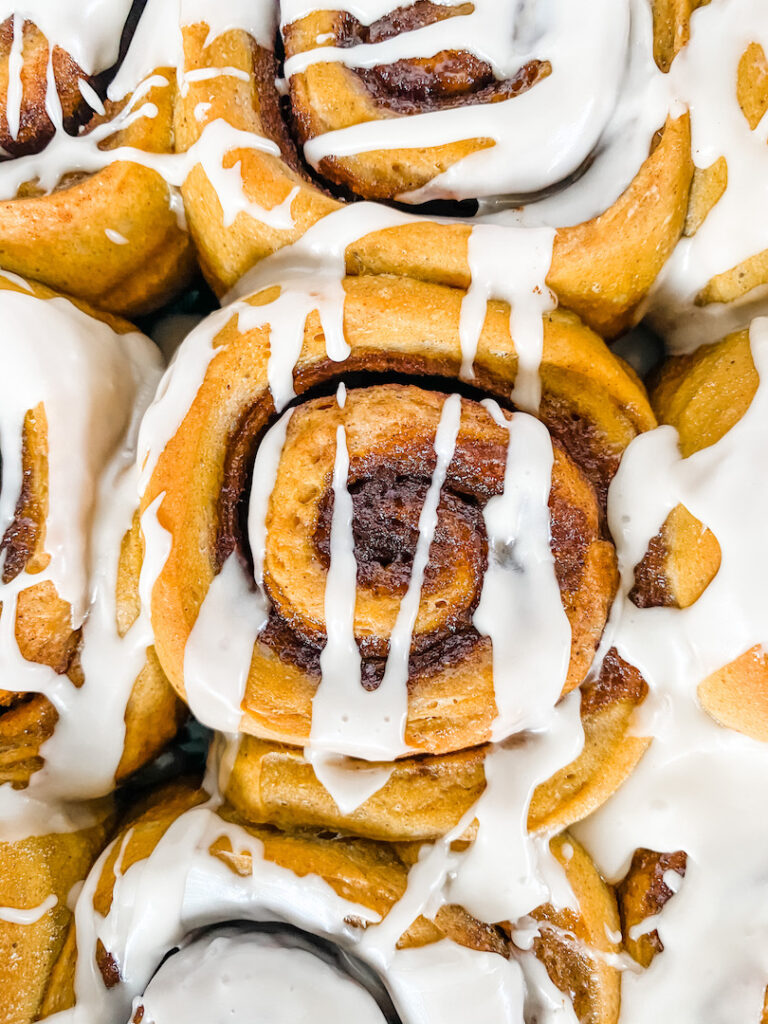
(0, 18, 94, 159)
(217, 382, 603, 688)
(315, 472, 487, 600)
(334, 2, 550, 115)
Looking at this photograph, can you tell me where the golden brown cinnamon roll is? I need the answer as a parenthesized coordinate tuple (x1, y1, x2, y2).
(135, 272, 654, 758)
(0, 274, 183, 799)
(0, 3, 195, 316)
(168, 0, 693, 336)
(43, 782, 623, 1024)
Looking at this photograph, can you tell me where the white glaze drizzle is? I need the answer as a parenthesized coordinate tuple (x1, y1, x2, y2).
(571, 317, 768, 1022)
(183, 555, 269, 734)
(474, 402, 571, 739)
(0, 286, 164, 806)
(59, 802, 381, 1023)
(0, 1, 134, 75)
(459, 224, 555, 412)
(284, 0, 646, 205)
(0, 892, 56, 924)
(132, 927, 389, 1024)
(648, 0, 768, 351)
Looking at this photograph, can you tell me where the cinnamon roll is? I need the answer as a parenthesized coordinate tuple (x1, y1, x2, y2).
(162, 0, 694, 336)
(0, 274, 184, 800)
(134, 271, 653, 792)
(0, 797, 113, 1024)
(0, 2, 195, 316)
(44, 781, 623, 1024)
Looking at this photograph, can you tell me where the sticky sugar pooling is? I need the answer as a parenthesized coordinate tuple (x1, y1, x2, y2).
(0, 283, 166, 804)
(573, 317, 768, 1022)
(648, 0, 768, 351)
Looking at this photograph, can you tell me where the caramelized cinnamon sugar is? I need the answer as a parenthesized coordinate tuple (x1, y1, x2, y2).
(580, 649, 649, 717)
(314, 471, 487, 601)
(0, 420, 44, 584)
(329, 3, 550, 116)
(629, 529, 673, 608)
(617, 848, 687, 964)
(95, 940, 121, 989)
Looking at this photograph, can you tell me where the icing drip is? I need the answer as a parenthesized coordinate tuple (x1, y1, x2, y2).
(313, 416, 365, 745)
(459, 223, 555, 412)
(0, 892, 56, 924)
(649, 0, 768, 350)
(310, 392, 462, 762)
(0, 1, 134, 75)
(474, 402, 570, 740)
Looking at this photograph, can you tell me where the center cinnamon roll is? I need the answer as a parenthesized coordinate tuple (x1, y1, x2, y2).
(220, 383, 610, 711)
(136, 271, 653, 759)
